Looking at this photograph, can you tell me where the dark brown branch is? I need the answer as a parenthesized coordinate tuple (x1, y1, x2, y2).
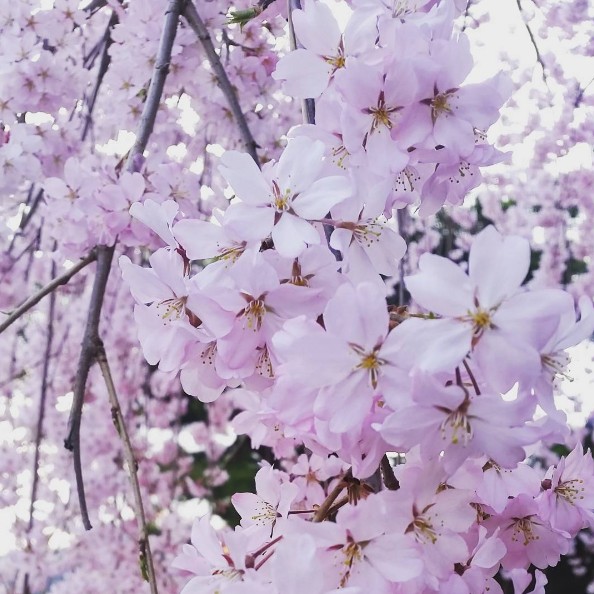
(313, 469, 351, 522)
(97, 346, 159, 594)
(182, 1, 261, 167)
(574, 75, 594, 108)
(28, 262, 57, 529)
(64, 246, 112, 531)
(287, 0, 315, 124)
(462, 358, 481, 395)
(23, 259, 58, 594)
(0, 251, 96, 335)
(64, 0, 185, 534)
(396, 208, 408, 306)
(516, 0, 547, 82)
(380, 454, 400, 491)
(82, 11, 118, 142)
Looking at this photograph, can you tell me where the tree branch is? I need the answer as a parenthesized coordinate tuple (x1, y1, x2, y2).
(82, 11, 119, 142)
(313, 469, 351, 522)
(379, 454, 400, 491)
(182, 1, 261, 167)
(516, 0, 547, 82)
(23, 260, 57, 594)
(287, 0, 315, 125)
(0, 250, 96, 336)
(28, 263, 57, 529)
(64, 0, 186, 532)
(574, 74, 594, 108)
(97, 346, 159, 594)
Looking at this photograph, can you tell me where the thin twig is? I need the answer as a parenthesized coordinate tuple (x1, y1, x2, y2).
(0, 251, 96, 335)
(97, 346, 159, 594)
(379, 454, 400, 491)
(82, 11, 118, 142)
(287, 0, 315, 124)
(462, 358, 481, 395)
(64, 0, 185, 535)
(313, 469, 351, 522)
(28, 262, 57, 529)
(182, 1, 261, 166)
(23, 259, 57, 594)
(574, 74, 594, 108)
(396, 208, 408, 305)
(516, 0, 547, 82)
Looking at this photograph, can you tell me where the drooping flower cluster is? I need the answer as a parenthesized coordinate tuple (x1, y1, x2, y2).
(1, 0, 594, 592)
(114, 1, 594, 592)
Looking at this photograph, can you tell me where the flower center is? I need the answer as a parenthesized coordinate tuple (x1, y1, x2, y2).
(511, 517, 538, 546)
(331, 144, 349, 169)
(256, 346, 274, 378)
(216, 244, 245, 263)
(440, 408, 473, 446)
(555, 478, 585, 504)
(211, 567, 242, 582)
(430, 92, 455, 122)
(408, 514, 438, 544)
(157, 296, 187, 322)
(351, 344, 385, 389)
(324, 53, 345, 70)
(366, 90, 400, 133)
(353, 221, 382, 247)
(272, 180, 292, 212)
(239, 295, 267, 331)
(250, 502, 279, 526)
(339, 540, 362, 587)
(542, 352, 573, 384)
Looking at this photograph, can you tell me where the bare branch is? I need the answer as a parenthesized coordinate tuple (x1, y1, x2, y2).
(82, 11, 119, 142)
(182, 2, 261, 167)
(516, 0, 547, 82)
(64, 246, 112, 531)
(574, 74, 594, 108)
(64, 0, 186, 532)
(287, 0, 315, 125)
(97, 346, 159, 594)
(28, 263, 57, 529)
(379, 454, 400, 491)
(313, 469, 352, 523)
(0, 250, 96, 336)
(396, 208, 408, 306)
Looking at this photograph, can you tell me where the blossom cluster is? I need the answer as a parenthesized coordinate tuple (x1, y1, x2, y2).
(118, 0, 594, 592)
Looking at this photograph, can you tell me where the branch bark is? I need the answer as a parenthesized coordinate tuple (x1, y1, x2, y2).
(313, 469, 352, 523)
(0, 250, 96, 336)
(97, 346, 159, 594)
(182, 1, 261, 167)
(64, 0, 186, 531)
(82, 11, 119, 142)
(379, 454, 400, 491)
(28, 263, 57, 529)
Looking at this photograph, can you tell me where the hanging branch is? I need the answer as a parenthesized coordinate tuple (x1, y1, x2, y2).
(516, 0, 547, 82)
(182, 1, 261, 167)
(64, 0, 186, 531)
(27, 264, 57, 529)
(313, 469, 352, 522)
(23, 260, 57, 594)
(287, 0, 315, 125)
(82, 11, 119, 142)
(574, 74, 594, 108)
(0, 250, 96, 336)
(97, 346, 159, 594)
(380, 454, 400, 491)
